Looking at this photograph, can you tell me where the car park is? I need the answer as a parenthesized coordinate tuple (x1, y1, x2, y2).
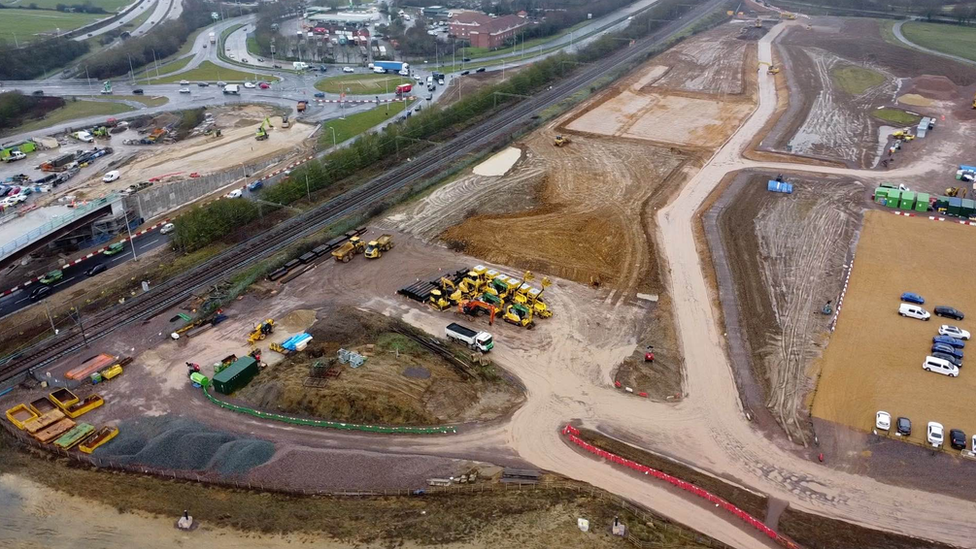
(932, 343, 964, 359)
(939, 325, 970, 340)
(179, 88, 191, 94)
(898, 303, 929, 320)
(928, 422, 944, 447)
(950, 429, 967, 450)
(932, 352, 962, 368)
(935, 306, 965, 320)
(875, 411, 891, 431)
(160, 222, 175, 235)
(102, 170, 120, 182)
(896, 416, 911, 436)
(29, 285, 52, 302)
(922, 356, 959, 377)
(85, 264, 107, 277)
(900, 292, 924, 304)
(103, 242, 125, 256)
(342, 67, 355, 73)
(933, 335, 965, 348)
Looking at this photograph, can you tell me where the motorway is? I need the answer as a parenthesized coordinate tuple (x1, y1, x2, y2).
(73, 0, 182, 41)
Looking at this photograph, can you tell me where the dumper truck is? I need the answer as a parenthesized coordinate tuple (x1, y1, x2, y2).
(445, 322, 493, 353)
(331, 236, 364, 262)
(364, 235, 394, 259)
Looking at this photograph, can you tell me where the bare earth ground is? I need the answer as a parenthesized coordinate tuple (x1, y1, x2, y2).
(813, 211, 976, 447)
(716, 174, 863, 444)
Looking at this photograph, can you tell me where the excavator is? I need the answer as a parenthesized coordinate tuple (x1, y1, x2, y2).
(428, 288, 452, 310)
(247, 319, 275, 345)
(554, 135, 571, 147)
(514, 276, 553, 319)
(502, 302, 534, 328)
(457, 299, 496, 325)
(255, 117, 273, 141)
(972, 92, 976, 109)
(946, 187, 967, 198)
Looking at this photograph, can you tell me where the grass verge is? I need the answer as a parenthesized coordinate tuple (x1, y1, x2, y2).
(315, 73, 412, 94)
(0, 9, 101, 37)
(135, 55, 193, 80)
(0, 100, 133, 137)
(112, 94, 169, 107)
(901, 21, 976, 62)
(153, 61, 273, 84)
(831, 65, 885, 95)
(321, 100, 412, 146)
(872, 108, 921, 126)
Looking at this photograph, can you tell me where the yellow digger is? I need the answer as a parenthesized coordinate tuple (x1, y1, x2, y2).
(247, 319, 275, 345)
(331, 236, 365, 263)
(892, 130, 915, 141)
(514, 276, 553, 319)
(502, 302, 534, 328)
(428, 289, 452, 310)
(946, 187, 967, 198)
(554, 135, 571, 147)
(255, 117, 273, 141)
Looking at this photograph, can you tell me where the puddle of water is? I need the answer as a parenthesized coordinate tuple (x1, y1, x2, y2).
(472, 147, 522, 177)
(872, 125, 896, 169)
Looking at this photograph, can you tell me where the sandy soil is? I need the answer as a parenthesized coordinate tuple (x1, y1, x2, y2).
(812, 211, 976, 445)
(717, 174, 863, 444)
(472, 146, 522, 176)
(652, 24, 752, 95)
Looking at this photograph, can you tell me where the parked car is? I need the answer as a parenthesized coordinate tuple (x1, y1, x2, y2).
(438, 78, 445, 85)
(4, 150, 26, 163)
(900, 292, 925, 304)
(932, 343, 964, 359)
(462, 57, 471, 62)
(950, 429, 967, 450)
(922, 355, 959, 377)
(197, 82, 209, 87)
(342, 66, 355, 73)
(932, 352, 962, 368)
(898, 303, 929, 321)
(244, 81, 256, 88)
(314, 92, 325, 98)
(928, 422, 945, 447)
(225, 189, 243, 199)
(461, 70, 470, 75)
(179, 79, 189, 85)
(29, 285, 52, 302)
(179, 88, 191, 94)
(896, 416, 911, 436)
(216, 81, 227, 86)
(476, 67, 486, 73)
(934, 335, 966, 348)
(247, 180, 263, 192)
(160, 222, 175, 235)
(85, 263, 107, 277)
(935, 306, 965, 320)
(875, 411, 891, 431)
(259, 82, 270, 89)
(102, 170, 120, 182)
(133, 88, 144, 95)
(939, 325, 970, 340)
(103, 242, 126, 256)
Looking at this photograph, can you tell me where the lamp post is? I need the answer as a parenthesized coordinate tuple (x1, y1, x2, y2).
(328, 126, 337, 148)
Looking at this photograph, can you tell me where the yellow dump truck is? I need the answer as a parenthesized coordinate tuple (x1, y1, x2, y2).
(331, 236, 365, 263)
(364, 235, 395, 259)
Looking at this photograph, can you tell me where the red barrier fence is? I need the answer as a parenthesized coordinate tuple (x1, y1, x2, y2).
(561, 425, 802, 549)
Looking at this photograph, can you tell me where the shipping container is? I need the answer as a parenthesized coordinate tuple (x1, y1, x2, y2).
(874, 187, 887, 204)
(899, 191, 916, 211)
(212, 356, 259, 395)
(767, 180, 793, 194)
(915, 193, 930, 212)
(962, 198, 976, 218)
(947, 197, 963, 216)
(884, 189, 901, 208)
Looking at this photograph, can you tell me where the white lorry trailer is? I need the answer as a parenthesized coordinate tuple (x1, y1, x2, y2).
(445, 323, 493, 353)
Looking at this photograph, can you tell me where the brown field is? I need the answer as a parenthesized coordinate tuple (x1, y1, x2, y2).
(813, 211, 976, 446)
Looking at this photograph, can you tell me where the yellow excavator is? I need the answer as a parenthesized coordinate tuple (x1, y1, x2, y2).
(946, 187, 967, 198)
(554, 135, 571, 147)
(971, 92, 976, 109)
(247, 319, 275, 345)
(502, 302, 534, 328)
(428, 288, 452, 310)
(514, 276, 553, 319)
(255, 117, 273, 141)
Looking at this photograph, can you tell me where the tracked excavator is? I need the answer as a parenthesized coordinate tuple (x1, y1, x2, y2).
(255, 117, 274, 140)
(457, 299, 496, 325)
(503, 302, 534, 328)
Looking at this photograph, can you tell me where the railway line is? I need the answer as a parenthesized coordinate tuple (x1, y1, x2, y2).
(0, 0, 723, 385)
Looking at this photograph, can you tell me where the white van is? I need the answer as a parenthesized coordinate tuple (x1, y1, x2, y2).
(899, 303, 930, 321)
(922, 355, 959, 377)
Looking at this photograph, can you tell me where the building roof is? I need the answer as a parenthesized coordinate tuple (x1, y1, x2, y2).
(450, 12, 527, 34)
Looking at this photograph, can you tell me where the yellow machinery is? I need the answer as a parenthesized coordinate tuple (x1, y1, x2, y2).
(248, 319, 275, 345)
(428, 289, 452, 310)
(514, 277, 553, 319)
(332, 236, 365, 262)
(458, 299, 496, 325)
(781, 12, 796, 20)
(255, 117, 273, 140)
(502, 302, 534, 328)
(892, 130, 915, 141)
(554, 135, 571, 147)
(364, 234, 395, 259)
(768, 65, 780, 75)
(281, 115, 290, 128)
(946, 187, 962, 198)
(972, 92, 976, 109)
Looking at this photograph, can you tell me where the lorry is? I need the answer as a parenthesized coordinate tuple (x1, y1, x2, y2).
(297, 100, 307, 112)
(364, 234, 394, 258)
(223, 84, 240, 95)
(209, 32, 216, 44)
(331, 235, 365, 262)
(445, 323, 493, 353)
(395, 83, 412, 95)
(373, 61, 408, 73)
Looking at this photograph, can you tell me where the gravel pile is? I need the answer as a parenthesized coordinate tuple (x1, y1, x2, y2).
(100, 416, 274, 476)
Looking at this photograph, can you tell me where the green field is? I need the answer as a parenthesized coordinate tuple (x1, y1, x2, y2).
(153, 61, 276, 84)
(0, 0, 131, 11)
(113, 94, 169, 107)
(135, 55, 193, 80)
(902, 21, 976, 62)
(322, 100, 411, 147)
(872, 108, 921, 126)
(831, 65, 886, 95)
(1, 100, 133, 137)
(0, 8, 102, 36)
(315, 74, 411, 95)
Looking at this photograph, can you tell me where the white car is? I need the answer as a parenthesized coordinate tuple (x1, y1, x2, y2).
(179, 88, 191, 94)
(438, 78, 444, 86)
(875, 411, 891, 431)
(216, 81, 227, 86)
(225, 189, 243, 199)
(243, 81, 256, 88)
(342, 67, 354, 73)
(160, 222, 175, 235)
(939, 325, 971, 340)
(1, 194, 26, 206)
(4, 150, 26, 162)
(102, 170, 120, 182)
(928, 422, 944, 448)
(898, 303, 929, 321)
(179, 79, 189, 85)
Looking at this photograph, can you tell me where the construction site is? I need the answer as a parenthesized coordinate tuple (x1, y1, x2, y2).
(10, 5, 976, 549)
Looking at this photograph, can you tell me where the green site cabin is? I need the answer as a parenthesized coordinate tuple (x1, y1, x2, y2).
(899, 191, 916, 210)
(915, 192, 930, 212)
(211, 355, 258, 395)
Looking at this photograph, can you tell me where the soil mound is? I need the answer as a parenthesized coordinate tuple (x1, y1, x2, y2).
(907, 75, 957, 100)
(897, 93, 933, 107)
(279, 308, 316, 332)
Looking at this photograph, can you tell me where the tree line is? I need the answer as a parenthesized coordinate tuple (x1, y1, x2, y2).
(0, 38, 89, 80)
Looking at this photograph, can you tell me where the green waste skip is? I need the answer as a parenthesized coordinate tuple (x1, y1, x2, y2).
(201, 385, 456, 435)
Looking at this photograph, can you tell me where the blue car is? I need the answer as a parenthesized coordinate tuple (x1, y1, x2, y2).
(247, 180, 263, 192)
(314, 92, 326, 98)
(932, 343, 964, 359)
(901, 292, 925, 304)
(934, 335, 966, 349)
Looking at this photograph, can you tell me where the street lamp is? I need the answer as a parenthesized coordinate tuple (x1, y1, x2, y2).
(328, 126, 337, 148)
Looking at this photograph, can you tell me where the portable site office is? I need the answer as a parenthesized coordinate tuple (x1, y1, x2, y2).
(211, 356, 259, 395)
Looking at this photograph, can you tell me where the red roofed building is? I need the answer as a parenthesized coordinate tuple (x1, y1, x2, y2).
(449, 12, 528, 49)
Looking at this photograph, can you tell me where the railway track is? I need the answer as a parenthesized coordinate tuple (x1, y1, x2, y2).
(0, 0, 723, 384)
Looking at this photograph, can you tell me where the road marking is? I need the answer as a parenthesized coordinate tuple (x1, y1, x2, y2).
(15, 297, 28, 304)
(54, 277, 75, 287)
(144, 238, 160, 246)
(112, 255, 127, 263)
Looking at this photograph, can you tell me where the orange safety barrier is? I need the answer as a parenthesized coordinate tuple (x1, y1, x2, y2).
(561, 425, 802, 549)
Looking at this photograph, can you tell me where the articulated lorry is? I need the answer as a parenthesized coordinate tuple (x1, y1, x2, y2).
(373, 61, 408, 73)
(445, 323, 493, 353)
